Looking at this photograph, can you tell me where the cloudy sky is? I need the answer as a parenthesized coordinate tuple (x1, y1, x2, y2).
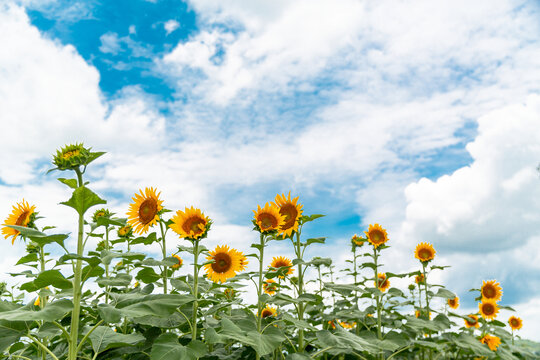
(1, 0, 540, 341)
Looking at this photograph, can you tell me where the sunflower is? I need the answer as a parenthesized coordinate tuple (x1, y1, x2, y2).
(480, 334, 501, 351)
(253, 203, 284, 233)
(126, 187, 163, 234)
(481, 280, 503, 302)
(92, 208, 111, 223)
(171, 254, 183, 269)
(415, 310, 431, 320)
(169, 206, 211, 240)
(415, 273, 425, 284)
(273, 192, 303, 237)
(328, 320, 336, 329)
(233, 249, 249, 271)
(34, 297, 40, 306)
(117, 224, 133, 238)
(269, 256, 294, 278)
(351, 234, 366, 247)
(2, 199, 36, 244)
(259, 305, 277, 318)
(479, 299, 499, 320)
(364, 223, 389, 248)
(508, 316, 522, 331)
(414, 243, 436, 262)
(448, 296, 459, 309)
(375, 273, 390, 292)
(52, 143, 91, 171)
(339, 321, 356, 329)
(263, 279, 277, 295)
(464, 314, 480, 328)
(223, 288, 236, 299)
(204, 245, 242, 283)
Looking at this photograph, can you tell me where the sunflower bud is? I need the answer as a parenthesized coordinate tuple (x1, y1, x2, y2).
(92, 208, 111, 223)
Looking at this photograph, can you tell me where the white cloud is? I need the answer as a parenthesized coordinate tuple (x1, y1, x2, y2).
(164, 19, 179, 35)
(99, 32, 121, 54)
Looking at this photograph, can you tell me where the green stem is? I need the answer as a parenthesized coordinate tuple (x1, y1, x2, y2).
(422, 264, 430, 320)
(28, 334, 60, 360)
(256, 233, 265, 360)
(159, 220, 168, 294)
(105, 225, 110, 304)
(192, 239, 200, 341)
(295, 231, 305, 353)
(373, 248, 382, 341)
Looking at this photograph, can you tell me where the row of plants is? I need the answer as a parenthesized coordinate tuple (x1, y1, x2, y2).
(0, 143, 536, 360)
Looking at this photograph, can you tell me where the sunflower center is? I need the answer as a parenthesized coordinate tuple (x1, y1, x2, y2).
(274, 261, 287, 268)
(15, 211, 29, 226)
(369, 230, 384, 243)
(449, 299, 456, 306)
(258, 213, 277, 230)
(378, 276, 387, 287)
(138, 199, 158, 224)
(419, 249, 432, 260)
(62, 149, 80, 159)
(261, 309, 272, 318)
(482, 303, 495, 315)
(510, 319, 519, 326)
(279, 204, 298, 230)
(211, 252, 232, 273)
(182, 216, 206, 235)
(483, 286, 496, 298)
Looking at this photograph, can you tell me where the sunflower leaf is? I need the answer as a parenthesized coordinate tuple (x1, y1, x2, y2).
(57, 178, 78, 189)
(303, 237, 326, 247)
(60, 186, 106, 216)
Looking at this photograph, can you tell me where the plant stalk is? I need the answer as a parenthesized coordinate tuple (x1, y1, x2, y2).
(192, 238, 200, 341)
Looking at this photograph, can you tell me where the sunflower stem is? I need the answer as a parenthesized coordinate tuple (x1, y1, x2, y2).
(192, 238, 200, 341)
(104, 225, 110, 304)
(295, 230, 305, 353)
(159, 220, 168, 294)
(256, 233, 265, 360)
(353, 245, 359, 336)
(422, 263, 432, 345)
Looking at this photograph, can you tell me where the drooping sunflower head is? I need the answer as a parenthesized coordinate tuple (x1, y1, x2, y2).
(117, 224, 133, 238)
(170, 206, 211, 240)
(508, 316, 523, 331)
(375, 273, 390, 292)
(481, 280, 503, 302)
(2, 199, 37, 245)
(204, 245, 242, 283)
(171, 254, 183, 270)
(415, 273, 425, 284)
(263, 279, 278, 295)
(273, 192, 303, 237)
(253, 202, 285, 233)
(464, 314, 480, 328)
(364, 223, 389, 249)
(414, 242, 436, 263)
(52, 143, 92, 171)
(92, 208, 111, 224)
(480, 334, 501, 351)
(126, 187, 163, 234)
(269, 256, 294, 278)
(259, 305, 277, 318)
(448, 296, 459, 309)
(479, 299, 500, 320)
(351, 234, 366, 248)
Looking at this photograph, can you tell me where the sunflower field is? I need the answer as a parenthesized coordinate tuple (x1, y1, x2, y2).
(0, 143, 537, 360)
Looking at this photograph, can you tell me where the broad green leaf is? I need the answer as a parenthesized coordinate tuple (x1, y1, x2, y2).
(58, 178, 78, 189)
(97, 274, 132, 287)
(150, 333, 206, 360)
(60, 186, 106, 216)
(20, 269, 72, 292)
(0, 299, 73, 322)
(88, 326, 144, 354)
(4, 225, 45, 238)
(219, 318, 284, 356)
(131, 232, 158, 245)
(101, 250, 145, 265)
(304, 237, 326, 246)
(434, 288, 455, 299)
(30, 233, 69, 247)
(136, 267, 161, 284)
(16, 253, 37, 265)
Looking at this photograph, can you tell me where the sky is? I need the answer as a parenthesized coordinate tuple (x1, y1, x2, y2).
(0, 0, 540, 341)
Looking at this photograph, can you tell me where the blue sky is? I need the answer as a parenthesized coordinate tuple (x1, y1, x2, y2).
(1, 0, 540, 340)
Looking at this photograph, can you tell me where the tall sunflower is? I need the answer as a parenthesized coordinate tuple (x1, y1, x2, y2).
(479, 299, 499, 320)
(2, 199, 36, 244)
(259, 305, 277, 318)
(448, 296, 459, 309)
(364, 223, 389, 248)
(204, 245, 242, 283)
(508, 316, 522, 331)
(480, 334, 501, 351)
(169, 206, 211, 240)
(375, 273, 390, 292)
(464, 314, 480, 328)
(481, 280, 503, 302)
(273, 192, 303, 237)
(269, 256, 294, 278)
(414, 242, 436, 262)
(126, 187, 163, 234)
(253, 203, 284, 233)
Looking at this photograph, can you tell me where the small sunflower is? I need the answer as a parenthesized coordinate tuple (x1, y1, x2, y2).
(415, 310, 431, 319)
(169, 206, 211, 240)
(414, 242, 436, 263)
(52, 143, 92, 171)
(253, 203, 284, 233)
(364, 223, 389, 249)
(223, 288, 236, 299)
(479, 299, 499, 320)
(263, 279, 277, 295)
(273, 192, 303, 237)
(415, 273, 425, 284)
(117, 224, 133, 238)
(269, 256, 294, 278)
(126, 187, 163, 234)
(204, 245, 242, 283)
(481, 280, 503, 302)
(508, 316, 522, 331)
(464, 314, 480, 328)
(375, 273, 390, 292)
(34, 297, 40, 306)
(339, 321, 356, 329)
(328, 320, 336, 329)
(448, 296, 459, 309)
(2, 199, 36, 244)
(171, 254, 183, 270)
(351, 234, 366, 247)
(480, 334, 501, 351)
(92, 208, 111, 223)
(259, 305, 277, 318)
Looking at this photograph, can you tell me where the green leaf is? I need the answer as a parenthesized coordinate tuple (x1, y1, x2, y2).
(301, 214, 325, 223)
(131, 232, 158, 245)
(96, 274, 132, 287)
(0, 299, 73, 322)
(150, 334, 206, 360)
(219, 318, 284, 356)
(60, 186, 106, 216)
(89, 326, 145, 355)
(136, 268, 161, 284)
(4, 225, 45, 238)
(304, 237, 326, 246)
(434, 288, 456, 299)
(20, 269, 72, 292)
(16, 253, 38, 265)
(58, 178, 78, 189)
(30, 233, 69, 247)
(101, 250, 145, 265)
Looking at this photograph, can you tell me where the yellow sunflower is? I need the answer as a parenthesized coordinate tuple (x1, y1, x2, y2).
(263, 279, 277, 295)
(328, 320, 336, 329)
(414, 242, 436, 262)
(508, 316, 522, 331)
(126, 187, 163, 234)
(448, 296, 459, 309)
(339, 321, 356, 329)
(481, 280, 503, 302)
(259, 305, 277, 318)
(269, 256, 294, 278)
(479, 299, 499, 320)
(375, 273, 390, 292)
(415, 273, 425, 284)
(364, 223, 389, 248)
(415, 310, 431, 320)
(204, 245, 242, 283)
(171, 254, 183, 269)
(233, 249, 249, 271)
(273, 192, 303, 237)
(351, 234, 366, 247)
(2, 199, 36, 244)
(34, 297, 40, 306)
(117, 224, 133, 238)
(169, 206, 211, 240)
(253, 203, 284, 233)
(480, 334, 501, 351)
(464, 314, 480, 328)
